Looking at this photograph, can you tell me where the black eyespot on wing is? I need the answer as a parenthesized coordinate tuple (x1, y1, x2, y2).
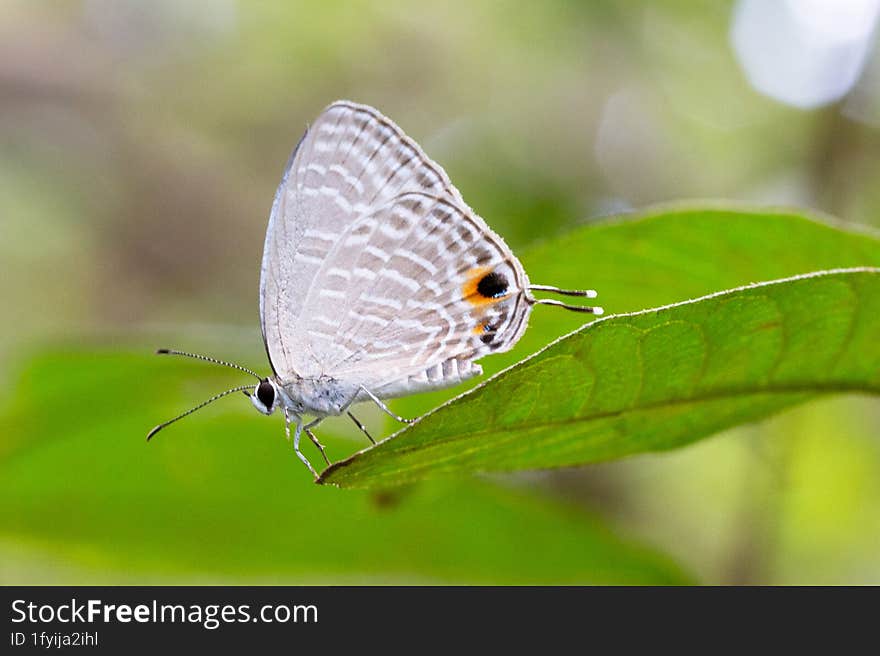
(477, 271, 509, 298)
(257, 380, 275, 408)
(478, 322, 498, 345)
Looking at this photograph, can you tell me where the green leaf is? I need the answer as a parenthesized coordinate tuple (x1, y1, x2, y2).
(0, 350, 690, 584)
(319, 268, 880, 488)
(389, 204, 880, 419)
(528, 204, 880, 316)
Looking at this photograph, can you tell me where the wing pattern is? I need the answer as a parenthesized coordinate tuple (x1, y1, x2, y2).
(260, 101, 532, 397)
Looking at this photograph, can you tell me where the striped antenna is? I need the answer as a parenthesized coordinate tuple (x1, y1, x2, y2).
(146, 384, 254, 441)
(156, 348, 261, 380)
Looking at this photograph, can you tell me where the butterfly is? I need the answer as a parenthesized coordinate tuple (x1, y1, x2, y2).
(148, 101, 602, 477)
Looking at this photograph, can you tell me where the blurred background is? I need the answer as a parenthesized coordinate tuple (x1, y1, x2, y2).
(2, 0, 879, 584)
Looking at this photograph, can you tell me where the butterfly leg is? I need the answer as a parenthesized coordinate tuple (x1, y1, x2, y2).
(347, 411, 376, 445)
(303, 418, 331, 467)
(305, 429, 330, 466)
(358, 385, 415, 425)
(285, 409, 318, 478)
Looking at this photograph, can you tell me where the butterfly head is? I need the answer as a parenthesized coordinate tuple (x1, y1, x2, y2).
(248, 378, 279, 415)
(147, 349, 276, 440)
(245, 378, 278, 415)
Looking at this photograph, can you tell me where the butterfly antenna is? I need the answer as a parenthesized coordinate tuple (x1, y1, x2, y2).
(146, 384, 254, 441)
(155, 348, 261, 380)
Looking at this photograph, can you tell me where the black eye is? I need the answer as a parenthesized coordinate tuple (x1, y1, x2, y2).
(257, 380, 275, 408)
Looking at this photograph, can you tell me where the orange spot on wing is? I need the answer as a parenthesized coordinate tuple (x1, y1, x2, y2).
(462, 266, 507, 307)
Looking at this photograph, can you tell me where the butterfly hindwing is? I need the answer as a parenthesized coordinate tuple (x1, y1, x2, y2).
(303, 191, 531, 395)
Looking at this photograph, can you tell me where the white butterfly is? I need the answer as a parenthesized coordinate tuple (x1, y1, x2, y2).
(149, 101, 602, 477)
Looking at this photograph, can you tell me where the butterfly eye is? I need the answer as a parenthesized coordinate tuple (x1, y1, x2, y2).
(257, 380, 275, 408)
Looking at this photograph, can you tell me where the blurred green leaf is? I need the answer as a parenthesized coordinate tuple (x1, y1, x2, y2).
(320, 268, 880, 488)
(0, 351, 690, 584)
(526, 204, 880, 314)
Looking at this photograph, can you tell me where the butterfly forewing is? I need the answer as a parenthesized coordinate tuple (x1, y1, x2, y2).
(261, 101, 455, 377)
(260, 101, 532, 396)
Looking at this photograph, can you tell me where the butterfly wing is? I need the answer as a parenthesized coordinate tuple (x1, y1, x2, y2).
(260, 101, 532, 396)
(302, 190, 532, 397)
(260, 100, 460, 379)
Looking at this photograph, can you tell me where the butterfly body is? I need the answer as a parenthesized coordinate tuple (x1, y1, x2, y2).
(255, 357, 486, 420)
